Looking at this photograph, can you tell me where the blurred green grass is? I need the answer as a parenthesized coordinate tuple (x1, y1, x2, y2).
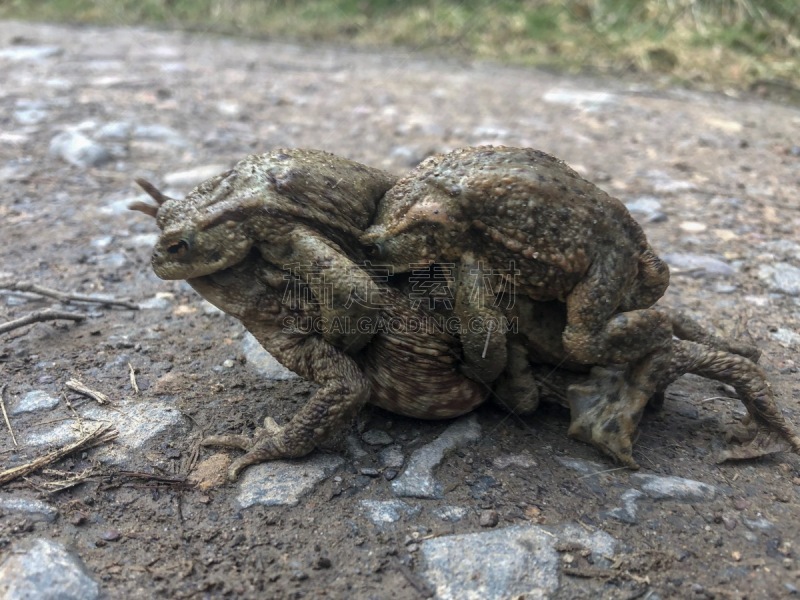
(2, 0, 798, 94)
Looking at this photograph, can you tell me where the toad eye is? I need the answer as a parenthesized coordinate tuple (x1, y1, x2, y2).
(167, 239, 190, 257)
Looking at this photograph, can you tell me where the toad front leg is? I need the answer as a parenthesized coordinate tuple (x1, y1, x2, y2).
(202, 323, 370, 480)
(454, 252, 509, 383)
(258, 226, 384, 353)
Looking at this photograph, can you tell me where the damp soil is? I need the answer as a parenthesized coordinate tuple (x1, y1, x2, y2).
(1, 20, 799, 600)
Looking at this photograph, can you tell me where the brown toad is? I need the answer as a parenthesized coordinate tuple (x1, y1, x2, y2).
(132, 154, 800, 478)
(130, 188, 799, 478)
(362, 145, 672, 465)
(132, 148, 397, 352)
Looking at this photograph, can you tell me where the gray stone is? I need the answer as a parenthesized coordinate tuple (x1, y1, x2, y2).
(555, 456, 606, 476)
(379, 444, 404, 468)
(359, 499, 419, 525)
(742, 516, 774, 531)
(771, 327, 800, 349)
(95, 121, 132, 140)
(644, 170, 697, 194)
(542, 88, 616, 108)
(133, 124, 187, 147)
(49, 131, 111, 168)
(389, 145, 426, 167)
(0, 538, 99, 600)
(663, 253, 735, 277)
(237, 454, 343, 507)
(100, 195, 141, 216)
(163, 164, 229, 187)
(544, 522, 618, 568)
(433, 505, 469, 522)
(138, 293, 173, 310)
(392, 415, 481, 499)
(23, 400, 187, 466)
(493, 452, 537, 470)
(345, 434, 368, 459)
(420, 523, 617, 599)
(758, 263, 800, 296)
(605, 488, 644, 524)
(96, 252, 128, 269)
(127, 233, 160, 248)
(760, 240, 800, 261)
(625, 196, 666, 222)
(362, 429, 393, 446)
(472, 125, 510, 140)
(631, 473, 717, 502)
(14, 108, 48, 125)
(241, 332, 298, 380)
(11, 390, 59, 414)
(0, 46, 63, 61)
(0, 497, 58, 522)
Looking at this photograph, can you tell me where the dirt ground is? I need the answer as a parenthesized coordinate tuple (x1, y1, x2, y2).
(1, 20, 799, 600)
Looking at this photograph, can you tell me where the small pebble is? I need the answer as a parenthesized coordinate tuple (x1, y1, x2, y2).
(360, 467, 380, 478)
(362, 429, 393, 446)
(679, 221, 707, 233)
(101, 529, 121, 542)
(312, 556, 332, 570)
(479, 509, 499, 528)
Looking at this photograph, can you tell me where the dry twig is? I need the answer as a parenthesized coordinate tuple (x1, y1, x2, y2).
(36, 468, 97, 493)
(0, 384, 17, 447)
(0, 309, 87, 335)
(0, 281, 139, 310)
(128, 363, 139, 395)
(66, 379, 110, 405)
(0, 423, 118, 486)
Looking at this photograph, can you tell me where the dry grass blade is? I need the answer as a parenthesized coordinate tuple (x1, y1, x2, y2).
(0, 309, 87, 335)
(37, 467, 97, 492)
(0, 423, 118, 486)
(66, 379, 110, 405)
(128, 363, 139, 395)
(0, 281, 139, 310)
(0, 384, 17, 447)
(117, 470, 188, 485)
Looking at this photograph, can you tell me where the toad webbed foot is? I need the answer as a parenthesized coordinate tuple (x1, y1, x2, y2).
(202, 417, 295, 480)
(565, 366, 646, 469)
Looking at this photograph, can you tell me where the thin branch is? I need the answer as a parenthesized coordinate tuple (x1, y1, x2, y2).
(0, 281, 139, 310)
(0, 384, 18, 447)
(0, 309, 87, 335)
(0, 423, 118, 486)
(66, 379, 110, 405)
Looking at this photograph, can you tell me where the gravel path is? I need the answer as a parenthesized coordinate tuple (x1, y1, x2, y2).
(1, 20, 799, 599)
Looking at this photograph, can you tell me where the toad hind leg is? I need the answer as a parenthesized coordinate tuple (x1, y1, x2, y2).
(201, 326, 370, 480)
(667, 339, 800, 460)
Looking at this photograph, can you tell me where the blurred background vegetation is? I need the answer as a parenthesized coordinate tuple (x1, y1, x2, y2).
(1, 0, 798, 94)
